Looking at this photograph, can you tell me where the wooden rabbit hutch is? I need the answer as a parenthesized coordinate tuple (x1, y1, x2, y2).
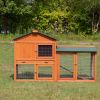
(14, 30, 97, 82)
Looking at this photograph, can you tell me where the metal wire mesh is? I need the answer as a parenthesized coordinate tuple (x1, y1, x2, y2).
(38, 66, 52, 78)
(60, 54, 73, 78)
(38, 45, 52, 56)
(78, 53, 93, 80)
(16, 64, 34, 79)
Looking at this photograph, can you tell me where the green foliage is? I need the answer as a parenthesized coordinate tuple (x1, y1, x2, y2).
(0, 0, 100, 34)
(0, 0, 32, 34)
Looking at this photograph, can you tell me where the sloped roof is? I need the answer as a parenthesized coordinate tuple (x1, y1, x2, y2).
(13, 31, 56, 41)
(56, 47, 97, 53)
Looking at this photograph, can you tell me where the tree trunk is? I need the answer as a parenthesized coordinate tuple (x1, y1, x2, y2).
(92, 13, 100, 33)
(95, 14, 100, 32)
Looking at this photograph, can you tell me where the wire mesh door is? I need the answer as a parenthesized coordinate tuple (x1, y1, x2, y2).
(16, 64, 34, 79)
(59, 53, 74, 79)
(78, 53, 93, 80)
(37, 65, 53, 80)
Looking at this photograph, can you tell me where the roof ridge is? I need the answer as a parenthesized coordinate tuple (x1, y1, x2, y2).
(13, 31, 56, 41)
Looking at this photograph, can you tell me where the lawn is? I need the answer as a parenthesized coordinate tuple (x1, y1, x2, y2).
(0, 42, 100, 100)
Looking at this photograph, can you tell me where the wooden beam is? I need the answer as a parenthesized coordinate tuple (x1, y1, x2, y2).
(73, 53, 78, 80)
(56, 54, 60, 81)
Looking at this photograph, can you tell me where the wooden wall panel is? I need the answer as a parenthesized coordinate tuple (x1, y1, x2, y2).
(15, 43, 35, 60)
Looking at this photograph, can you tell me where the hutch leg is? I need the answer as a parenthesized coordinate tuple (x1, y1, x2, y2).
(57, 54, 60, 81)
(55, 54, 60, 81)
(34, 64, 38, 80)
(73, 53, 78, 80)
(91, 53, 96, 80)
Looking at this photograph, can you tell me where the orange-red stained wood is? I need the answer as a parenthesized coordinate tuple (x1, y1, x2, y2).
(73, 53, 78, 80)
(14, 31, 96, 82)
(14, 31, 57, 81)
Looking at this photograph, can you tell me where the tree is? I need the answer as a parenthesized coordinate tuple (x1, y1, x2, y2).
(68, 0, 100, 33)
(0, 0, 32, 34)
(89, 0, 100, 33)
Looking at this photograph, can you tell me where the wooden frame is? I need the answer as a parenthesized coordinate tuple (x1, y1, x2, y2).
(14, 31, 96, 82)
(56, 52, 96, 82)
(37, 64, 54, 80)
(57, 53, 75, 80)
(36, 43, 55, 59)
(76, 52, 96, 82)
(14, 63, 35, 81)
(14, 52, 96, 82)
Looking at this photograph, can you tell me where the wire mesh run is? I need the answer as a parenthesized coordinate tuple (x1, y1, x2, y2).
(78, 53, 93, 80)
(16, 64, 34, 79)
(60, 54, 73, 78)
(38, 66, 52, 78)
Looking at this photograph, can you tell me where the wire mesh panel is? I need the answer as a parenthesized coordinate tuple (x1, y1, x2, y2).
(60, 54, 73, 78)
(16, 64, 34, 79)
(38, 45, 52, 57)
(78, 53, 93, 80)
(38, 66, 52, 78)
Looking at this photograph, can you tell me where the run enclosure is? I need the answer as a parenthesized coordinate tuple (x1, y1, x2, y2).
(14, 31, 96, 82)
(57, 47, 96, 82)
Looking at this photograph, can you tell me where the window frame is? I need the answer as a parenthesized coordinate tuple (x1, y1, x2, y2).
(36, 43, 55, 59)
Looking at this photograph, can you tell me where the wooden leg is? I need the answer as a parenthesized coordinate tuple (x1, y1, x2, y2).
(55, 54, 60, 81)
(73, 53, 78, 80)
(34, 64, 37, 80)
(91, 53, 96, 80)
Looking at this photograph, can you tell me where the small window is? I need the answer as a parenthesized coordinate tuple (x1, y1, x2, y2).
(38, 45, 52, 57)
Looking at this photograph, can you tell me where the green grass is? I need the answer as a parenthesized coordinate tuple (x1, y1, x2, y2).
(0, 42, 100, 100)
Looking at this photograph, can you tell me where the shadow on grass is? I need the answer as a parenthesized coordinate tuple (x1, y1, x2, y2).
(10, 74, 14, 80)
(10, 72, 34, 79)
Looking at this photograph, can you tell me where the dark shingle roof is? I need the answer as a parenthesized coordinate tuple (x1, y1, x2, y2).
(56, 47, 97, 53)
(13, 31, 56, 41)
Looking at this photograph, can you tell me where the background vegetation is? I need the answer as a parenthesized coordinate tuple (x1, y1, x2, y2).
(0, 0, 100, 35)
